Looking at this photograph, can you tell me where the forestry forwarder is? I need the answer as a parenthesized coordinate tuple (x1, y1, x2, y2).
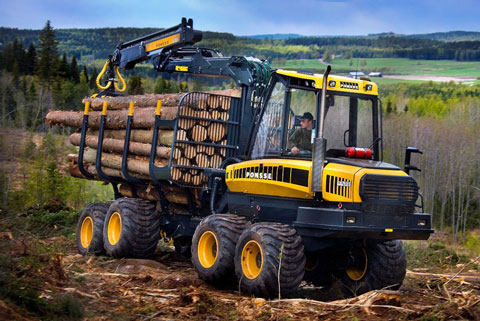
(76, 18, 433, 298)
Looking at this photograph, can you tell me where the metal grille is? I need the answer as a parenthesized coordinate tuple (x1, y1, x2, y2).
(326, 175, 352, 199)
(360, 174, 418, 215)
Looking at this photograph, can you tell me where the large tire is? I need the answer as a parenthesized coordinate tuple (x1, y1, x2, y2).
(103, 198, 160, 258)
(76, 203, 110, 255)
(191, 214, 249, 285)
(335, 240, 407, 297)
(234, 223, 305, 298)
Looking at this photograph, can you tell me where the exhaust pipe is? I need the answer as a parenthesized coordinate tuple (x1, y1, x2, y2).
(311, 65, 331, 193)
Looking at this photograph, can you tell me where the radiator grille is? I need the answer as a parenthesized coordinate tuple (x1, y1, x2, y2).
(360, 174, 418, 215)
(325, 175, 352, 199)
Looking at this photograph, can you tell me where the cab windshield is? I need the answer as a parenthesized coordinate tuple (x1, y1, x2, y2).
(251, 77, 378, 160)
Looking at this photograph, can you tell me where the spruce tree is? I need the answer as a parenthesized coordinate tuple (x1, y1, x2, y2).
(37, 20, 58, 87)
(82, 66, 89, 83)
(21, 76, 28, 97)
(2, 42, 15, 72)
(127, 75, 143, 95)
(154, 76, 166, 93)
(69, 56, 80, 83)
(12, 39, 27, 74)
(12, 62, 20, 89)
(58, 52, 69, 79)
(89, 67, 98, 89)
(5, 87, 16, 121)
(26, 81, 37, 128)
(26, 43, 37, 75)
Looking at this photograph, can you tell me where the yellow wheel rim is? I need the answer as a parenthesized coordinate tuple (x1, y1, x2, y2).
(346, 248, 368, 281)
(198, 231, 218, 268)
(80, 216, 93, 248)
(108, 212, 122, 245)
(241, 240, 263, 280)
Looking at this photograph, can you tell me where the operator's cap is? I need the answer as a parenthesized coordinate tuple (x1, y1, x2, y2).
(300, 112, 313, 121)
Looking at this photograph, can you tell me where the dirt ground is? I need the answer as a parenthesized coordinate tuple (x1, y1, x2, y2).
(1, 130, 479, 320)
(0, 233, 479, 321)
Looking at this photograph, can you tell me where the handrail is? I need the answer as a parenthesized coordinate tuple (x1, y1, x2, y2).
(121, 101, 149, 186)
(77, 101, 94, 179)
(95, 101, 123, 199)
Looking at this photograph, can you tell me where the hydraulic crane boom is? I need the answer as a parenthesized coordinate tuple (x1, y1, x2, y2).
(112, 17, 202, 70)
(96, 17, 271, 100)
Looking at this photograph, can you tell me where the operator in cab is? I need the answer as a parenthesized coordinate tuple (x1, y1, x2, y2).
(287, 112, 313, 155)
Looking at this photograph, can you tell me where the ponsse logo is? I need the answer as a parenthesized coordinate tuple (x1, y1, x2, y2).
(246, 171, 272, 180)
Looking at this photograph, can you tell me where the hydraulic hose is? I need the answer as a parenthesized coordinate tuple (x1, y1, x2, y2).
(96, 60, 112, 90)
(113, 66, 126, 92)
(210, 177, 221, 215)
(96, 61, 127, 93)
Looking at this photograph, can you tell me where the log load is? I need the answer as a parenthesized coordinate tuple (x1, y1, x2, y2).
(81, 89, 240, 110)
(45, 107, 177, 129)
(69, 163, 150, 181)
(53, 89, 238, 209)
(119, 183, 189, 205)
(82, 148, 167, 176)
(90, 129, 174, 146)
(82, 93, 184, 110)
(69, 133, 171, 159)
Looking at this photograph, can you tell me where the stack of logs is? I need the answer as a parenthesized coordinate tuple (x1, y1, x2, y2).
(171, 91, 233, 185)
(45, 89, 239, 210)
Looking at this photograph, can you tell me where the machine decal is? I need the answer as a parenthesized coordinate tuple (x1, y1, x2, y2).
(233, 165, 309, 187)
(145, 33, 181, 52)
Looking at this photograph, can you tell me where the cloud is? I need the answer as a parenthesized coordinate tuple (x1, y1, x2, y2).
(0, 0, 479, 34)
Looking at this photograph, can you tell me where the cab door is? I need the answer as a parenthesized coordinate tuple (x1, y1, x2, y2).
(250, 74, 318, 159)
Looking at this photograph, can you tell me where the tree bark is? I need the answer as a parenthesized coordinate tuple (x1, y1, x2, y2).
(118, 183, 189, 205)
(70, 133, 171, 159)
(69, 163, 150, 181)
(83, 148, 166, 176)
(82, 93, 184, 109)
(45, 107, 177, 129)
(89, 129, 173, 146)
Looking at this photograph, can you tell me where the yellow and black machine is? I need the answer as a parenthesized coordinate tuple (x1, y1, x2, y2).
(74, 18, 432, 298)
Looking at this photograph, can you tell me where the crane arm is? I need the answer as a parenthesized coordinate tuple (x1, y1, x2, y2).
(96, 17, 271, 99)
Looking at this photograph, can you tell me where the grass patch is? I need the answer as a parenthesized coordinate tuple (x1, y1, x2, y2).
(273, 58, 480, 77)
(0, 240, 84, 320)
(405, 240, 471, 272)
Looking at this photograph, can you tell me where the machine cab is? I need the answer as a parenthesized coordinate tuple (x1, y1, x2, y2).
(250, 69, 381, 162)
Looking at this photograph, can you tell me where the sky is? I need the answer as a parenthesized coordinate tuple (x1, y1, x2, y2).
(0, 0, 479, 36)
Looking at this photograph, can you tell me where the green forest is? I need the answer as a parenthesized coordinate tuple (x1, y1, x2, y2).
(0, 20, 479, 243)
(2, 25, 480, 62)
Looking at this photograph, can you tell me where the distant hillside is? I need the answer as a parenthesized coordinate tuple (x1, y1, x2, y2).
(1, 26, 480, 62)
(403, 31, 480, 42)
(243, 34, 303, 39)
(0, 27, 159, 59)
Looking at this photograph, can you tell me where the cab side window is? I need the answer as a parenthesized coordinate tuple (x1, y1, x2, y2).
(251, 81, 286, 158)
(286, 89, 316, 156)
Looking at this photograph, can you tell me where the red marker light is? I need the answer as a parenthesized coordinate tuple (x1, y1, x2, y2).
(346, 147, 372, 159)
